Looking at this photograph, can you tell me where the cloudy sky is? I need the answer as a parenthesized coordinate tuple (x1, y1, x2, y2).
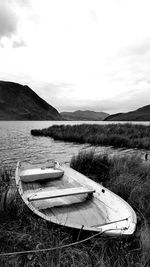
(0, 0, 150, 114)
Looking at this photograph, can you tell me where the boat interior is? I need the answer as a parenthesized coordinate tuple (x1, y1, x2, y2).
(18, 161, 111, 229)
(16, 160, 136, 234)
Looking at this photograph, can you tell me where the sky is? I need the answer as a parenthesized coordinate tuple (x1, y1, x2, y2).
(0, 0, 150, 114)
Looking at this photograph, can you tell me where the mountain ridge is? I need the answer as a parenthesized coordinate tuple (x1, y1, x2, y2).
(61, 110, 109, 121)
(0, 81, 62, 120)
(104, 105, 150, 121)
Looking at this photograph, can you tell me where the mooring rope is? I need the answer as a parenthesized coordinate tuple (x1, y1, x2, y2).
(0, 228, 124, 257)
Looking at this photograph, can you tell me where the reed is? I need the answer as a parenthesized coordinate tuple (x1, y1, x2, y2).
(31, 123, 150, 149)
(1, 152, 150, 266)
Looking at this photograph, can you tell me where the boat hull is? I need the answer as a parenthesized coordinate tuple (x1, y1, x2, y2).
(15, 161, 137, 236)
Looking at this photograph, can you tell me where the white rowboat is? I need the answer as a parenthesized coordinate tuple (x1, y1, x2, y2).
(15, 160, 137, 236)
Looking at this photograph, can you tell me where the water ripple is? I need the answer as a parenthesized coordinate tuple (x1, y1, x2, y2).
(0, 121, 149, 171)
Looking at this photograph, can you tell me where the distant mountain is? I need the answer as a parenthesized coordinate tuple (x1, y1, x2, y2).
(0, 81, 62, 120)
(61, 110, 109, 121)
(104, 105, 150, 121)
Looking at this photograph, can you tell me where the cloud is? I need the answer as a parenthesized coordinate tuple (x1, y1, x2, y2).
(87, 84, 150, 114)
(25, 81, 74, 111)
(11, 0, 31, 7)
(122, 39, 150, 57)
(57, 77, 150, 114)
(90, 10, 98, 22)
(0, 0, 38, 47)
(0, 2, 18, 39)
(12, 38, 26, 48)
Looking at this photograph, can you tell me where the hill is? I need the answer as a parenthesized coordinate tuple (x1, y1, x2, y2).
(104, 105, 150, 121)
(61, 110, 109, 121)
(0, 81, 62, 120)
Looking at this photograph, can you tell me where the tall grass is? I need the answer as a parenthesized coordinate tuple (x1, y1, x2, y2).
(70, 150, 150, 266)
(31, 123, 150, 149)
(1, 152, 150, 266)
(71, 151, 150, 214)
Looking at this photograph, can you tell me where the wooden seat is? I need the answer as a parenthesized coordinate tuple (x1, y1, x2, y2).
(28, 187, 95, 202)
(20, 168, 64, 182)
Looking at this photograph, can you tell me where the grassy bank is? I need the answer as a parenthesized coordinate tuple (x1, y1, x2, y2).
(31, 123, 150, 150)
(70, 150, 150, 265)
(1, 153, 150, 266)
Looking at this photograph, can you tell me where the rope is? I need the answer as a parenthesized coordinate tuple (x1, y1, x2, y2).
(0, 228, 123, 257)
(91, 217, 128, 228)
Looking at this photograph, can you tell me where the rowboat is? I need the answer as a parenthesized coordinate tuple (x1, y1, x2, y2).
(15, 160, 137, 236)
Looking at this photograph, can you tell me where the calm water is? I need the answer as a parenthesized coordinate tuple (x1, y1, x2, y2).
(0, 121, 149, 170)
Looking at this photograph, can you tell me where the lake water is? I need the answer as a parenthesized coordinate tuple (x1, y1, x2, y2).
(0, 121, 149, 171)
